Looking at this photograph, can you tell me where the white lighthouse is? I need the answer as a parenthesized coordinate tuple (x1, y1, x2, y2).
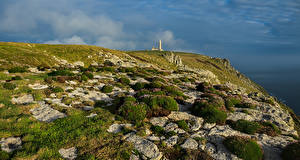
(152, 40, 163, 51)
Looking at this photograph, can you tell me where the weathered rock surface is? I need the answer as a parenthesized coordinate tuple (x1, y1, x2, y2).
(181, 138, 198, 150)
(107, 123, 133, 134)
(28, 83, 48, 90)
(30, 101, 66, 122)
(150, 117, 168, 127)
(59, 147, 77, 160)
(126, 133, 162, 160)
(0, 137, 22, 153)
(12, 94, 34, 105)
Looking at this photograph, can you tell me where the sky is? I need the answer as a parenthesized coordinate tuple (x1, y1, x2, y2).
(0, 0, 300, 112)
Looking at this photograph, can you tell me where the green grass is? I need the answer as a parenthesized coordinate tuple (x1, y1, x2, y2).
(229, 120, 261, 134)
(176, 120, 189, 131)
(101, 85, 113, 93)
(223, 136, 263, 160)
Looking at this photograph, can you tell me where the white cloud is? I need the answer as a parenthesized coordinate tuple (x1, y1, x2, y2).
(45, 35, 87, 45)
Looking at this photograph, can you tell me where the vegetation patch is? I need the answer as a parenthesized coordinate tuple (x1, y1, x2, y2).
(118, 102, 147, 124)
(191, 99, 227, 124)
(223, 136, 263, 160)
(119, 77, 130, 85)
(176, 120, 189, 131)
(131, 82, 145, 91)
(8, 66, 27, 73)
(2, 82, 17, 90)
(101, 85, 113, 93)
(141, 96, 179, 111)
(228, 120, 261, 134)
(48, 69, 74, 76)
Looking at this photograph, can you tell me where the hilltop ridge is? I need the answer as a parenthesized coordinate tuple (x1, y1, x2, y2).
(0, 42, 299, 160)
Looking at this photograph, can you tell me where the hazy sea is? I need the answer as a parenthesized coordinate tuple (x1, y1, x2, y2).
(245, 69, 300, 115)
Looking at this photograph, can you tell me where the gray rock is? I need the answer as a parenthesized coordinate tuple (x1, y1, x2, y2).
(30, 101, 66, 122)
(190, 117, 204, 131)
(86, 113, 97, 118)
(107, 123, 133, 134)
(12, 94, 34, 105)
(0, 137, 22, 153)
(150, 117, 168, 127)
(73, 61, 84, 67)
(59, 147, 77, 160)
(28, 83, 48, 90)
(164, 123, 186, 134)
(147, 136, 160, 141)
(203, 123, 216, 130)
(181, 138, 198, 150)
(83, 106, 94, 111)
(164, 136, 178, 147)
(167, 111, 194, 121)
(130, 154, 140, 160)
(126, 134, 162, 160)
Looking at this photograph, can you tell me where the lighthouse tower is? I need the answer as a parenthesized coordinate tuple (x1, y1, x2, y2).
(151, 40, 163, 51)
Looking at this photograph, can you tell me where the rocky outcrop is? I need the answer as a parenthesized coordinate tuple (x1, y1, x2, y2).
(0, 137, 22, 153)
(30, 101, 66, 122)
(12, 94, 34, 105)
(162, 52, 183, 67)
(59, 147, 77, 160)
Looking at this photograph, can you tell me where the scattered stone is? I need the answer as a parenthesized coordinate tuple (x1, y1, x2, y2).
(147, 135, 161, 141)
(73, 61, 84, 67)
(107, 123, 133, 134)
(30, 101, 66, 122)
(130, 154, 140, 160)
(83, 106, 94, 111)
(181, 138, 198, 150)
(190, 117, 204, 131)
(167, 111, 194, 121)
(164, 136, 178, 147)
(28, 83, 48, 90)
(203, 123, 216, 130)
(86, 113, 97, 118)
(0, 137, 22, 153)
(59, 147, 77, 160)
(12, 94, 34, 105)
(150, 117, 168, 127)
(126, 134, 162, 160)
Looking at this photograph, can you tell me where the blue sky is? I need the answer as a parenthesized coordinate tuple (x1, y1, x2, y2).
(0, 0, 300, 71)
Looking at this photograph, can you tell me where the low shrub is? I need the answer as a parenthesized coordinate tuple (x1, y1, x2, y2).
(176, 120, 189, 131)
(258, 121, 281, 136)
(3, 82, 17, 90)
(119, 77, 130, 85)
(0, 151, 10, 160)
(150, 125, 165, 135)
(191, 100, 227, 124)
(83, 72, 94, 79)
(131, 82, 145, 91)
(94, 100, 107, 108)
(223, 136, 263, 160)
(8, 66, 27, 73)
(163, 85, 186, 98)
(48, 69, 74, 76)
(281, 142, 300, 160)
(101, 85, 113, 93)
(146, 81, 162, 89)
(196, 82, 211, 92)
(118, 102, 147, 124)
(141, 96, 179, 111)
(235, 103, 256, 109)
(99, 66, 115, 72)
(11, 76, 22, 80)
(81, 75, 88, 81)
(229, 120, 261, 134)
(225, 97, 241, 111)
(51, 86, 64, 93)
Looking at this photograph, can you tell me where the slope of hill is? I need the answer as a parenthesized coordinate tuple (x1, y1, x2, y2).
(0, 42, 299, 160)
